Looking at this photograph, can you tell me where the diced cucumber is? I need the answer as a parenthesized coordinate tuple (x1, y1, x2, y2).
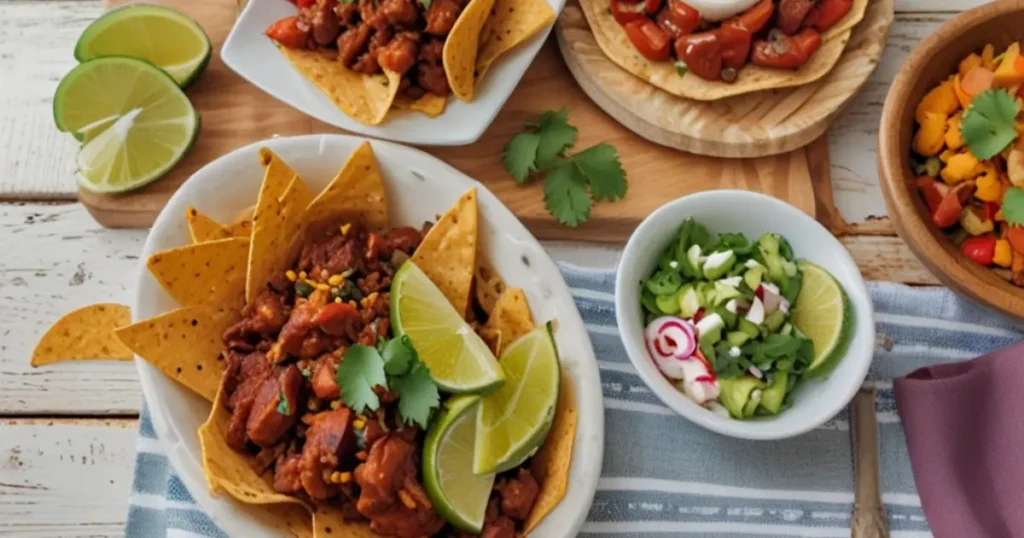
(760, 371, 788, 414)
(764, 310, 787, 332)
(713, 282, 742, 306)
(677, 285, 701, 318)
(726, 331, 750, 347)
(780, 322, 793, 336)
(738, 318, 760, 339)
(713, 307, 738, 330)
(743, 388, 763, 418)
(743, 266, 764, 291)
(685, 244, 704, 279)
(698, 281, 716, 307)
(702, 326, 723, 346)
(656, 293, 681, 314)
(703, 250, 736, 280)
(640, 288, 662, 315)
(699, 338, 716, 363)
(719, 377, 763, 419)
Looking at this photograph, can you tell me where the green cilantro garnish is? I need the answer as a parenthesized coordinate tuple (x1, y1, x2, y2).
(1003, 187, 1024, 226)
(301, 367, 312, 378)
(961, 89, 1020, 160)
(675, 62, 688, 76)
(276, 392, 291, 416)
(390, 360, 440, 429)
(336, 338, 440, 426)
(337, 344, 388, 414)
(502, 108, 628, 227)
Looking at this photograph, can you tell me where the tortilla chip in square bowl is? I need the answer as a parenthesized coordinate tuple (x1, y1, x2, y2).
(130, 134, 602, 537)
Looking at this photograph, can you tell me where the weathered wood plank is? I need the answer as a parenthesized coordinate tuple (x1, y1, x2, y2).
(0, 418, 136, 537)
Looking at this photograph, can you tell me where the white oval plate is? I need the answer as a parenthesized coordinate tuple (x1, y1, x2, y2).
(132, 135, 603, 536)
(222, 0, 562, 146)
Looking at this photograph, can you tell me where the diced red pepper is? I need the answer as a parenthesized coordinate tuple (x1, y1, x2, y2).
(932, 191, 963, 228)
(916, 176, 949, 214)
(611, 0, 662, 25)
(661, 0, 701, 37)
(692, 308, 705, 323)
(803, 0, 853, 32)
(718, 24, 753, 71)
(625, 19, 672, 61)
(675, 32, 723, 80)
(265, 16, 309, 49)
(751, 28, 822, 70)
(777, 0, 815, 35)
(961, 236, 997, 266)
(1007, 226, 1024, 255)
(312, 302, 360, 336)
(731, 0, 775, 33)
(984, 201, 1001, 221)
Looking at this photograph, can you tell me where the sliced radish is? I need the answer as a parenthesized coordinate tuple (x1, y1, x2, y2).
(758, 282, 782, 314)
(644, 317, 697, 379)
(745, 296, 765, 325)
(748, 366, 763, 379)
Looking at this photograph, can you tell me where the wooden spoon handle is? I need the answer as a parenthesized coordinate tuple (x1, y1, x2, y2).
(850, 388, 890, 538)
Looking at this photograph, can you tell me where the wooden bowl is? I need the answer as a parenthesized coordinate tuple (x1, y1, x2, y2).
(878, 0, 1024, 320)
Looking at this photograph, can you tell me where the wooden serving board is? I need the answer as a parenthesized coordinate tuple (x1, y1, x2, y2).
(555, 0, 893, 158)
(81, 0, 821, 242)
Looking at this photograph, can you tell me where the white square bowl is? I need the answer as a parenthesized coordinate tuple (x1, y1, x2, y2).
(222, 0, 562, 145)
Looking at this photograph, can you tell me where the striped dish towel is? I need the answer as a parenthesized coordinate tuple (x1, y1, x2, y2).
(126, 265, 1023, 537)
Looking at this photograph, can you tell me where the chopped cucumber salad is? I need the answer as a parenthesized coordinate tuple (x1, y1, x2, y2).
(639, 218, 851, 419)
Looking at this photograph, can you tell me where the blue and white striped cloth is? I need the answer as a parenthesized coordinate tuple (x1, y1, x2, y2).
(127, 265, 1023, 537)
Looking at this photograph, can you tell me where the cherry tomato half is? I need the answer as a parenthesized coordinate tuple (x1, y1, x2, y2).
(625, 19, 672, 61)
(266, 16, 309, 49)
(610, 0, 662, 25)
(961, 236, 997, 266)
(777, 0, 815, 35)
(730, 0, 774, 33)
(751, 28, 821, 70)
(717, 24, 752, 71)
(666, 0, 700, 36)
(803, 0, 853, 32)
(675, 32, 723, 81)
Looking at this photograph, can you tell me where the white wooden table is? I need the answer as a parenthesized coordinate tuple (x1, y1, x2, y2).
(0, 0, 981, 535)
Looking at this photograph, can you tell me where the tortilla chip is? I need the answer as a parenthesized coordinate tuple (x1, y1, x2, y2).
(484, 288, 534, 345)
(115, 306, 238, 402)
(411, 189, 478, 316)
(311, 504, 377, 538)
(445, 0, 498, 101)
(227, 206, 255, 238)
(476, 0, 556, 80)
(524, 370, 578, 533)
(31, 304, 133, 366)
(579, 0, 865, 100)
(392, 93, 448, 118)
(475, 259, 507, 316)
(246, 149, 314, 305)
(147, 237, 250, 310)
(278, 46, 401, 126)
(186, 207, 231, 243)
(480, 326, 503, 356)
(304, 142, 389, 232)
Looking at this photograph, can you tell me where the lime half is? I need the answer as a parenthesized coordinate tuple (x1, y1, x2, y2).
(474, 322, 559, 475)
(791, 261, 853, 375)
(74, 5, 211, 87)
(423, 396, 495, 533)
(391, 261, 505, 393)
(53, 57, 199, 194)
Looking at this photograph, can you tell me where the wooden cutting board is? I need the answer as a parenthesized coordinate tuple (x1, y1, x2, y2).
(81, 0, 820, 243)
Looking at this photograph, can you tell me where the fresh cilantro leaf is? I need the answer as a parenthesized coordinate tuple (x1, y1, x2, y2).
(675, 62, 688, 76)
(535, 108, 579, 170)
(276, 393, 291, 416)
(301, 367, 312, 378)
(336, 344, 387, 414)
(544, 162, 591, 227)
(391, 360, 440, 429)
(381, 336, 416, 376)
(1003, 187, 1024, 226)
(961, 89, 1020, 160)
(502, 132, 541, 184)
(571, 143, 627, 202)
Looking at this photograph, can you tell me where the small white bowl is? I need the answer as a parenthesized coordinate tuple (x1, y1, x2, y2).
(614, 191, 874, 440)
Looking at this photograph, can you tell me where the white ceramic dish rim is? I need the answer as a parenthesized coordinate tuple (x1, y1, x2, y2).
(614, 190, 875, 440)
(221, 0, 564, 146)
(132, 134, 603, 536)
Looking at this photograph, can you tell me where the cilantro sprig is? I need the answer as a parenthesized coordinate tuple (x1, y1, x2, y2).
(1003, 186, 1024, 226)
(961, 89, 1020, 160)
(502, 108, 628, 227)
(335, 336, 440, 428)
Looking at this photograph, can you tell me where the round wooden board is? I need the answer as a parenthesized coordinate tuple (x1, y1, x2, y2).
(555, 0, 894, 158)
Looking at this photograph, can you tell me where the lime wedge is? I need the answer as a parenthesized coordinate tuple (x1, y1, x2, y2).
(423, 396, 495, 533)
(474, 322, 559, 475)
(391, 261, 505, 393)
(53, 57, 199, 194)
(74, 5, 211, 87)
(791, 261, 853, 374)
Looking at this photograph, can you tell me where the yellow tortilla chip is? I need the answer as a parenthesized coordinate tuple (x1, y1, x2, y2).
(392, 93, 448, 118)
(278, 47, 401, 126)
(226, 206, 255, 238)
(186, 207, 231, 243)
(579, 0, 866, 100)
(524, 370, 578, 533)
(31, 304, 133, 366)
(475, 259, 507, 315)
(480, 325, 503, 356)
(246, 149, 314, 305)
(304, 141, 388, 232)
(445, 0, 498, 101)
(311, 504, 377, 538)
(476, 0, 556, 80)
(411, 188, 478, 316)
(115, 306, 238, 402)
(147, 237, 250, 309)
(484, 288, 534, 345)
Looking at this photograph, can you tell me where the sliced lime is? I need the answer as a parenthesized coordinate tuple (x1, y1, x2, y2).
(423, 396, 495, 533)
(474, 322, 559, 475)
(792, 261, 853, 374)
(391, 261, 505, 393)
(53, 57, 199, 194)
(74, 5, 211, 87)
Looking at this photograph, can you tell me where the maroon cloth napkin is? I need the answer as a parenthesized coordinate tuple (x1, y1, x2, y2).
(894, 341, 1024, 537)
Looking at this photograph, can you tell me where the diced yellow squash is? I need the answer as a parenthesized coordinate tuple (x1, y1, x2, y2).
(995, 239, 1013, 267)
(961, 206, 994, 235)
(945, 112, 964, 150)
(982, 44, 996, 70)
(914, 112, 948, 156)
(960, 53, 983, 77)
(1008, 147, 1024, 187)
(915, 80, 960, 124)
(993, 43, 1024, 88)
(953, 75, 974, 110)
(939, 148, 957, 163)
(941, 151, 980, 184)
(976, 167, 1003, 202)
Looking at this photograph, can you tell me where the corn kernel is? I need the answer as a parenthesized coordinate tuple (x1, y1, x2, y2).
(339, 472, 352, 484)
(285, 270, 297, 282)
(299, 271, 308, 279)
(308, 399, 320, 411)
(330, 471, 342, 484)
(349, 300, 358, 308)
(398, 489, 417, 510)
(320, 269, 329, 280)
(334, 297, 342, 303)
(353, 418, 366, 430)
(341, 223, 352, 236)
(330, 400, 341, 410)
(356, 451, 368, 461)
(328, 274, 344, 286)
(316, 283, 331, 292)
(995, 239, 1013, 267)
